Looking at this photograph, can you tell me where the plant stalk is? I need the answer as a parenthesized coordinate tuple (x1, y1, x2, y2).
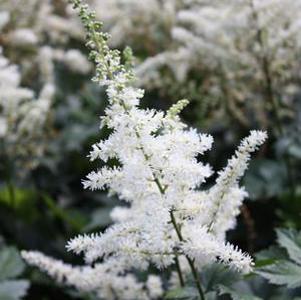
(170, 210, 205, 300)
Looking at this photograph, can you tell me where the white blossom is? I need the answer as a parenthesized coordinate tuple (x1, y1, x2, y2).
(22, 1, 267, 298)
(8, 28, 38, 46)
(62, 49, 92, 74)
(21, 251, 158, 300)
(0, 48, 53, 169)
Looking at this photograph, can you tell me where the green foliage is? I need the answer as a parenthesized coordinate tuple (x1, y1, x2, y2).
(218, 285, 262, 300)
(257, 261, 301, 289)
(257, 229, 301, 289)
(164, 264, 244, 300)
(277, 229, 301, 264)
(200, 263, 240, 292)
(0, 187, 38, 222)
(0, 247, 25, 280)
(0, 280, 29, 300)
(244, 160, 286, 200)
(0, 246, 29, 300)
(164, 287, 199, 300)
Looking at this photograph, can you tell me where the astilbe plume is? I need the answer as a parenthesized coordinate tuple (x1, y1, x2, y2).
(89, 0, 180, 50)
(0, 0, 92, 86)
(0, 0, 94, 171)
(136, 0, 301, 125)
(0, 48, 53, 170)
(22, 1, 267, 299)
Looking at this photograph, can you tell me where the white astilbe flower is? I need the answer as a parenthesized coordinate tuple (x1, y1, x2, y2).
(181, 226, 254, 273)
(146, 275, 164, 299)
(134, 0, 301, 126)
(21, 251, 160, 300)
(61, 49, 92, 74)
(0, 0, 91, 93)
(205, 130, 268, 239)
(22, 1, 267, 298)
(0, 48, 53, 169)
(110, 206, 132, 223)
(90, 0, 180, 49)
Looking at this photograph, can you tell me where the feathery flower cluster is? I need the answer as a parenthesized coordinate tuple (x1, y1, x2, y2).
(0, 0, 94, 171)
(0, 0, 91, 85)
(135, 0, 301, 124)
(22, 251, 162, 300)
(22, 1, 267, 298)
(90, 0, 179, 49)
(0, 48, 53, 169)
(2, 0, 299, 131)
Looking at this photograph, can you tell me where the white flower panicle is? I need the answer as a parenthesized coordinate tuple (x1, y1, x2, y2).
(0, 48, 53, 168)
(21, 251, 161, 300)
(134, 0, 301, 124)
(22, 1, 267, 298)
(181, 226, 254, 274)
(206, 130, 267, 239)
(0, 0, 91, 92)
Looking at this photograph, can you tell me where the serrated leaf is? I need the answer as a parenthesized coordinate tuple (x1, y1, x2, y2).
(201, 263, 240, 292)
(218, 285, 262, 300)
(276, 228, 301, 265)
(255, 245, 288, 262)
(257, 260, 301, 289)
(0, 247, 25, 281)
(0, 280, 29, 300)
(164, 287, 198, 299)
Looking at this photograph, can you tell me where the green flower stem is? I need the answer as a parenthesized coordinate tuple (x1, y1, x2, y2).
(169, 210, 205, 300)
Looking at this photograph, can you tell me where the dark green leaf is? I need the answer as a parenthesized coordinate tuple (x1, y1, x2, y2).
(164, 287, 198, 300)
(255, 245, 288, 262)
(276, 228, 301, 265)
(0, 247, 25, 281)
(218, 285, 262, 300)
(257, 260, 301, 288)
(244, 160, 286, 199)
(0, 280, 29, 300)
(201, 263, 240, 292)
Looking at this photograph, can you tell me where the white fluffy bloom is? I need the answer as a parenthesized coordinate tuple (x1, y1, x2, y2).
(0, 117, 7, 137)
(62, 49, 92, 74)
(205, 131, 267, 239)
(0, 0, 93, 96)
(91, 0, 179, 47)
(0, 11, 9, 30)
(23, 1, 267, 298)
(110, 206, 131, 223)
(133, 0, 301, 124)
(181, 226, 254, 274)
(8, 28, 38, 46)
(0, 48, 53, 168)
(21, 251, 158, 300)
(146, 275, 163, 299)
